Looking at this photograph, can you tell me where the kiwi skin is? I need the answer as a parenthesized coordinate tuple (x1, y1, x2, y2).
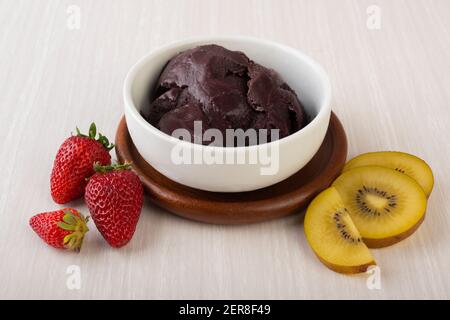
(316, 255, 376, 274)
(363, 214, 426, 248)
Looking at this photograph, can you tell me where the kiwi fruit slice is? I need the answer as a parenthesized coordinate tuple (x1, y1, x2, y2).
(343, 151, 434, 196)
(304, 187, 376, 274)
(332, 166, 427, 248)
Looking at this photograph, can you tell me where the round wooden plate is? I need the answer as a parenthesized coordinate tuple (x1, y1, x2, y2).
(115, 112, 347, 224)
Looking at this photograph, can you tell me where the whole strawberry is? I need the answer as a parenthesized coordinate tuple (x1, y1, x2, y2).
(85, 163, 144, 248)
(29, 208, 89, 251)
(51, 123, 114, 204)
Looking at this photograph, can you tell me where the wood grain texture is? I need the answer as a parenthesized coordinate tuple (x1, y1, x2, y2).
(0, 0, 449, 299)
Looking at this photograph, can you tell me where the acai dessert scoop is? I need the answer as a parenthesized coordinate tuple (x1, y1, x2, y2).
(145, 44, 307, 146)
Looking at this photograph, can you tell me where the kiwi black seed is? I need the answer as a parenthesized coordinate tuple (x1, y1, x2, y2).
(354, 186, 397, 216)
(305, 187, 375, 273)
(333, 209, 362, 244)
(332, 166, 427, 248)
(395, 168, 406, 174)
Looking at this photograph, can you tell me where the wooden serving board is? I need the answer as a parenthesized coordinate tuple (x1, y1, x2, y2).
(115, 112, 347, 224)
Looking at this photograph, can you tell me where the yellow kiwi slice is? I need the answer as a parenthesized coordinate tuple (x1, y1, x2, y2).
(332, 166, 427, 248)
(343, 151, 434, 196)
(304, 187, 376, 274)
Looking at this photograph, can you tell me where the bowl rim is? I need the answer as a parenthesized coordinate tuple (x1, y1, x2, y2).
(123, 35, 331, 151)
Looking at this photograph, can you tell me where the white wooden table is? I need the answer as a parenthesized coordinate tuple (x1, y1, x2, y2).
(1, 0, 449, 299)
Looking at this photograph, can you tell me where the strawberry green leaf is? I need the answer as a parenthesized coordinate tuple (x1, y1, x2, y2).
(93, 162, 131, 173)
(63, 213, 77, 225)
(57, 221, 76, 231)
(89, 123, 97, 139)
(74, 123, 114, 151)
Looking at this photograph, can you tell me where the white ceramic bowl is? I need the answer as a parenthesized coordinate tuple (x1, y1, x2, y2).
(124, 36, 331, 192)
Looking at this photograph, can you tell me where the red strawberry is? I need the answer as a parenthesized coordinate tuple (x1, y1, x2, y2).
(85, 163, 144, 248)
(50, 123, 113, 204)
(29, 208, 89, 251)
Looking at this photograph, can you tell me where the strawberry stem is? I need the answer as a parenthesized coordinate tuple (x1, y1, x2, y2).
(74, 122, 115, 151)
(93, 162, 132, 173)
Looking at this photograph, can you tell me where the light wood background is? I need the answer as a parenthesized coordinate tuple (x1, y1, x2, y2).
(1, 0, 449, 299)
